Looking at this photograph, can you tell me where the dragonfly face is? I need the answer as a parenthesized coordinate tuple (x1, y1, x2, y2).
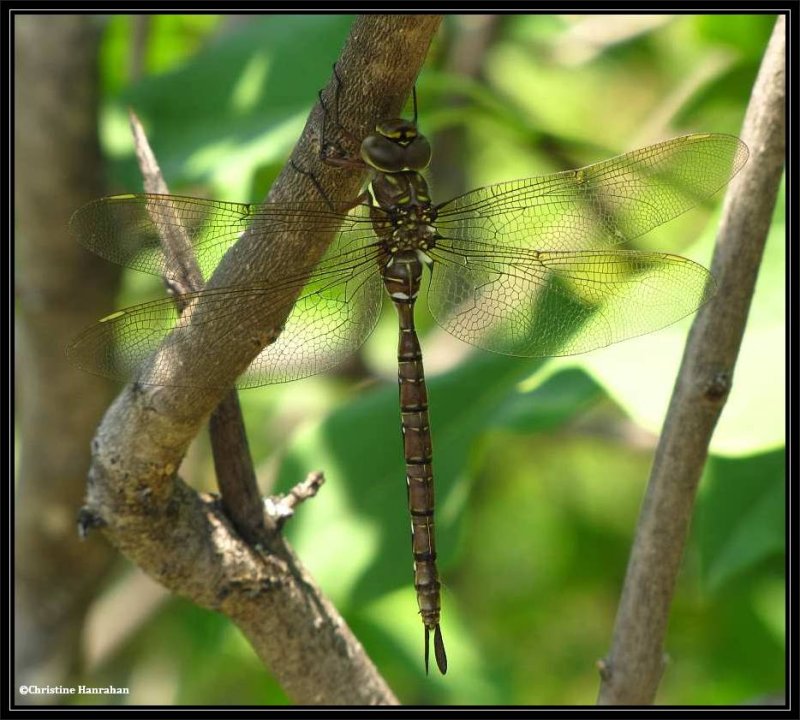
(68, 93, 747, 676)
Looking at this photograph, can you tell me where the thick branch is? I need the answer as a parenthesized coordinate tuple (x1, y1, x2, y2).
(84, 15, 442, 704)
(597, 15, 785, 705)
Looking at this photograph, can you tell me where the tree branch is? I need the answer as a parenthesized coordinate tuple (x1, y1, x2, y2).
(82, 15, 442, 704)
(597, 15, 785, 705)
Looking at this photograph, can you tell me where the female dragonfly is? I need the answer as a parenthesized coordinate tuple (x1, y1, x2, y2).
(68, 103, 747, 674)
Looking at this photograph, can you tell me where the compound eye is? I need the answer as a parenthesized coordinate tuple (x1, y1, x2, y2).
(403, 135, 431, 170)
(361, 134, 405, 172)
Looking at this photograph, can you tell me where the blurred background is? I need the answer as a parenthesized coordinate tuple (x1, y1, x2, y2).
(14, 14, 784, 706)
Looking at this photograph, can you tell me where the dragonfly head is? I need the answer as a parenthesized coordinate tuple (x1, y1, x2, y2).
(361, 118, 431, 173)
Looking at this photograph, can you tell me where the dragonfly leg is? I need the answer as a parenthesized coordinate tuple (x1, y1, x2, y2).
(290, 159, 336, 211)
(318, 63, 365, 169)
(290, 159, 370, 212)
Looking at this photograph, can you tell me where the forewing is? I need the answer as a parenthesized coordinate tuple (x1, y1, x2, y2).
(434, 134, 748, 252)
(69, 193, 371, 283)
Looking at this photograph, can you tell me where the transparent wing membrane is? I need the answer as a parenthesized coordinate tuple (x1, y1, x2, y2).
(427, 134, 746, 355)
(428, 245, 714, 356)
(435, 134, 748, 251)
(70, 193, 374, 282)
(68, 207, 383, 387)
(68, 134, 746, 386)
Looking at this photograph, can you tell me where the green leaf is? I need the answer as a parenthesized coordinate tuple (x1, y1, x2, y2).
(102, 15, 355, 198)
(491, 366, 603, 433)
(697, 449, 785, 592)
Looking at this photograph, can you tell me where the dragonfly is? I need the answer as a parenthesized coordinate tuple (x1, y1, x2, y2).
(68, 100, 748, 674)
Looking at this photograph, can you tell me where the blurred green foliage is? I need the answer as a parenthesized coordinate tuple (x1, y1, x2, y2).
(78, 14, 782, 706)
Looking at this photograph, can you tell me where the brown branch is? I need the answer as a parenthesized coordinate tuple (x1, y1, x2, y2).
(596, 15, 785, 706)
(265, 471, 327, 530)
(82, 15, 442, 704)
(129, 110, 266, 544)
(128, 111, 204, 294)
(15, 15, 119, 701)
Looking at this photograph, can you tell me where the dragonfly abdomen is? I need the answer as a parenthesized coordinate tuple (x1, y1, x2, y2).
(399, 336, 446, 675)
(383, 250, 447, 674)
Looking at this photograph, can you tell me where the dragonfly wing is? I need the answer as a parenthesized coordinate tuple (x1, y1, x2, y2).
(434, 134, 748, 252)
(427, 245, 715, 357)
(67, 223, 383, 388)
(70, 194, 257, 281)
(69, 193, 371, 283)
(240, 240, 383, 387)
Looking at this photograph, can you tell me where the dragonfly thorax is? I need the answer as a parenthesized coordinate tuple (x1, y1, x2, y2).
(389, 210, 438, 254)
(370, 172, 438, 257)
(371, 170, 434, 213)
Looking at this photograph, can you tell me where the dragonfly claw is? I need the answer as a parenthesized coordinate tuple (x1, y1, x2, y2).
(424, 624, 447, 675)
(434, 624, 447, 675)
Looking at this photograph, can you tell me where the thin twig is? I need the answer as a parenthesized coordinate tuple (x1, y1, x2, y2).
(265, 471, 326, 530)
(597, 15, 785, 705)
(129, 110, 268, 544)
